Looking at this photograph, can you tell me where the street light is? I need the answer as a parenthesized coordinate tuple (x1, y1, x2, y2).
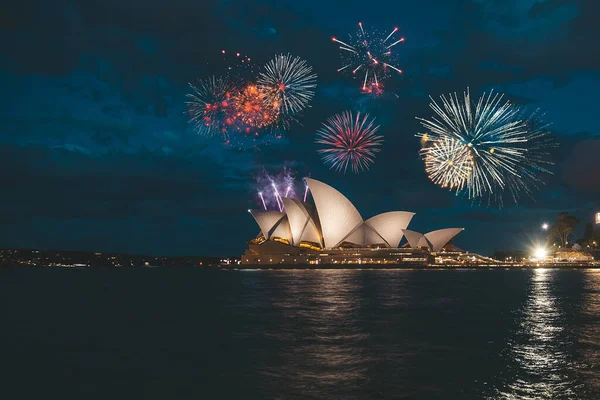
(542, 223, 549, 231)
(534, 247, 547, 261)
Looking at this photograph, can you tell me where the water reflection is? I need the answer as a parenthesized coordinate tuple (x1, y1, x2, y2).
(262, 270, 370, 398)
(495, 269, 579, 399)
(577, 270, 600, 395)
(222, 269, 599, 399)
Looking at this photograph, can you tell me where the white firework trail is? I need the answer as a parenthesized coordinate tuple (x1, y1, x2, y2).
(257, 54, 317, 117)
(417, 88, 555, 206)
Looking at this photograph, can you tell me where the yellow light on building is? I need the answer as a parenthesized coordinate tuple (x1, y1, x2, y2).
(596, 212, 600, 224)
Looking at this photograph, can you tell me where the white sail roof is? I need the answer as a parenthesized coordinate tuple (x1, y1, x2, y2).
(282, 198, 307, 246)
(270, 216, 293, 243)
(338, 223, 389, 247)
(282, 197, 322, 246)
(299, 203, 323, 245)
(304, 178, 363, 248)
(402, 229, 425, 249)
(248, 179, 463, 253)
(418, 235, 432, 248)
(365, 211, 415, 248)
(424, 228, 464, 252)
(248, 210, 286, 240)
(364, 224, 388, 246)
(341, 224, 365, 246)
(401, 228, 463, 251)
(298, 203, 323, 245)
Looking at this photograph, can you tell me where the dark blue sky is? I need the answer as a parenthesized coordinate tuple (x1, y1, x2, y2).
(1, 0, 599, 256)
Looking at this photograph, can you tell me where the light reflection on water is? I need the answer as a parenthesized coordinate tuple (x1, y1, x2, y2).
(492, 269, 574, 399)
(227, 269, 600, 399)
(224, 269, 600, 399)
(489, 268, 600, 400)
(263, 271, 371, 395)
(6, 268, 597, 399)
(578, 270, 600, 395)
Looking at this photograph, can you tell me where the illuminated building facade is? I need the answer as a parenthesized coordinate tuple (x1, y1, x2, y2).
(242, 178, 464, 265)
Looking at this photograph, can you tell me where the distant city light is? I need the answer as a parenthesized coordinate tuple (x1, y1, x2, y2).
(596, 212, 600, 224)
(542, 223, 549, 231)
(534, 248, 547, 260)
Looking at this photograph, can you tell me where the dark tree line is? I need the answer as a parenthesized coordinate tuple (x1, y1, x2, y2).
(547, 212, 600, 249)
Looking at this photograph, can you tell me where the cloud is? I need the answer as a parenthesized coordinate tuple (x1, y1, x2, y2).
(0, 0, 598, 256)
(562, 138, 600, 193)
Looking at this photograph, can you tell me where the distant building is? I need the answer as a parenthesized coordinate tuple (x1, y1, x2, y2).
(493, 250, 528, 263)
(242, 178, 465, 265)
(553, 248, 594, 263)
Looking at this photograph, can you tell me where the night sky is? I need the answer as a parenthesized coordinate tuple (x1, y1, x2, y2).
(1, 0, 599, 256)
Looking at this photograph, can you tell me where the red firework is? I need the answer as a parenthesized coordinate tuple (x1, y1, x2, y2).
(232, 84, 280, 129)
(315, 111, 384, 174)
(185, 76, 237, 138)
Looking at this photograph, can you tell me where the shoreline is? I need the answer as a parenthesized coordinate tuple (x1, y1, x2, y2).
(225, 263, 600, 270)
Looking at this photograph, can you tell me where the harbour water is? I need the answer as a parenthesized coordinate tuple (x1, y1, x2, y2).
(1, 268, 599, 399)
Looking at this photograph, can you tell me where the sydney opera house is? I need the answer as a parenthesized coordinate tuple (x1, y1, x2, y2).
(242, 178, 467, 266)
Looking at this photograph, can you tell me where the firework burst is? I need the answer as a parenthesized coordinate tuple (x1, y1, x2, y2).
(219, 49, 255, 76)
(255, 168, 308, 211)
(185, 76, 236, 137)
(333, 22, 404, 93)
(258, 54, 317, 117)
(232, 84, 280, 129)
(417, 88, 555, 205)
(421, 135, 473, 190)
(316, 111, 384, 174)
